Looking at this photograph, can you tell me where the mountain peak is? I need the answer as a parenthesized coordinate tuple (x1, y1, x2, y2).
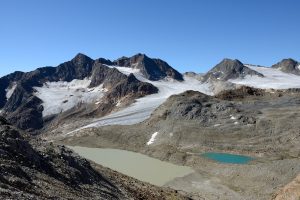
(202, 58, 263, 82)
(113, 54, 183, 81)
(272, 58, 300, 75)
(71, 53, 93, 63)
(221, 58, 243, 64)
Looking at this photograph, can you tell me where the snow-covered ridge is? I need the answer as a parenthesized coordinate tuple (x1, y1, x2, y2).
(229, 65, 300, 89)
(34, 78, 106, 117)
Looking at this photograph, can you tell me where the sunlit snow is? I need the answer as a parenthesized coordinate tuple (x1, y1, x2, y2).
(34, 79, 105, 117)
(229, 65, 300, 89)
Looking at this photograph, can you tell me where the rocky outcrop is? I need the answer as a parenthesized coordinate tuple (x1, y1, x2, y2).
(89, 61, 129, 88)
(151, 90, 235, 121)
(202, 58, 264, 82)
(106, 73, 158, 100)
(149, 90, 258, 127)
(271, 58, 300, 75)
(114, 53, 183, 81)
(215, 86, 265, 100)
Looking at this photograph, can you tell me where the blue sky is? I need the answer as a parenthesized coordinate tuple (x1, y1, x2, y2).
(0, 0, 299, 77)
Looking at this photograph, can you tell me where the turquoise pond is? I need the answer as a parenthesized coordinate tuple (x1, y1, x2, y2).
(202, 152, 254, 164)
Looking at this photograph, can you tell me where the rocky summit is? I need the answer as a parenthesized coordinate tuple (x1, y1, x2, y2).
(1, 54, 300, 200)
(271, 58, 300, 75)
(201, 58, 264, 82)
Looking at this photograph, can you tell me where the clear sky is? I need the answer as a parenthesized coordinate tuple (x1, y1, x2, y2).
(0, 0, 299, 77)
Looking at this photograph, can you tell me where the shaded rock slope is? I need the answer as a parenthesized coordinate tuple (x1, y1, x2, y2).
(0, 117, 189, 200)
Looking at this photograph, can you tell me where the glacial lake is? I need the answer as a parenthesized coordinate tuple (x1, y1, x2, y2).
(202, 152, 254, 164)
(69, 146, 194, 186)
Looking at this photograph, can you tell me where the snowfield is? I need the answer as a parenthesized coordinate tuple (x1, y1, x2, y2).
(67, 66, 213, 135)
(34, 79, 105, 117)
(229, 65, 300, 89)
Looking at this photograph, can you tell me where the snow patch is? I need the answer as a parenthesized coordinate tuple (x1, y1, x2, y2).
(234, 121, 239, 125)
(147, 132, 159, 145)
(230, 115, 236, 120)
(5, 82, 17, 99)
(229, 65, 300, 89)
(34, 79, 105, 117)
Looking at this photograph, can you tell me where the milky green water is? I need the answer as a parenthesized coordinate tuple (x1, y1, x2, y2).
(202, 152, 254, 164)
(69, 146, 194, 186)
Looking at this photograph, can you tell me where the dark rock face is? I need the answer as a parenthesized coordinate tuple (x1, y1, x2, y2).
(271, 58, 300, 75)
(106, 73, 158, 101)
(202, 58, 264, 82)
(114, 53, 183, 81)
(89, 62, 128, 88)
(0, 71, 24, 108)
(6, 96, 44, 131)
(0, 118, 125, 199)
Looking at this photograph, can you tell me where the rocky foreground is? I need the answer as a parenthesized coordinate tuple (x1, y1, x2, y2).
(0, 117, 189, 200)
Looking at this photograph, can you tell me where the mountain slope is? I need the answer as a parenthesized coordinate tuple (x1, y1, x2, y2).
(0, 54, 159, 131)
